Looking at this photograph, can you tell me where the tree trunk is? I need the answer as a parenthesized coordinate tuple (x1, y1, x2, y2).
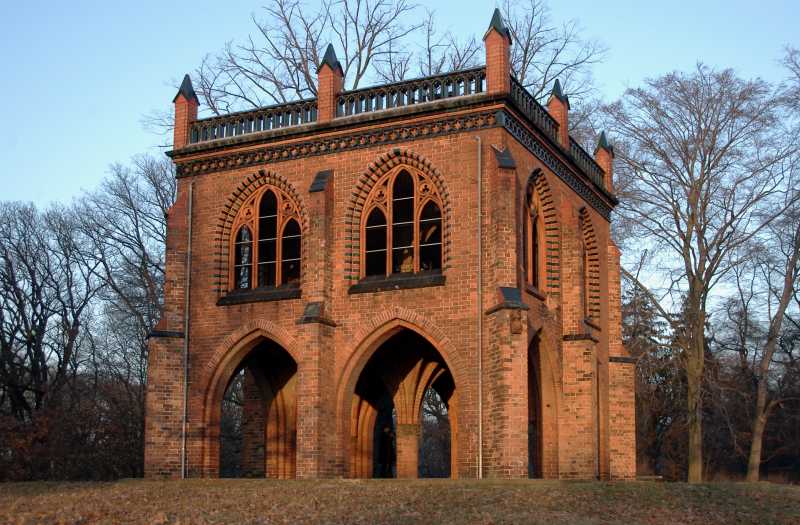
(746, 221, 799, 482)
(746, 382, 768, 482)
(686, 299, 706, 484)
(686, 352, 704, 483)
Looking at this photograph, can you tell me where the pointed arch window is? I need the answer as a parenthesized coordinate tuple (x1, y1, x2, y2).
(361, 167, 443, 278)
(524, 187, 545, 290)
(229, 186, 302, 291)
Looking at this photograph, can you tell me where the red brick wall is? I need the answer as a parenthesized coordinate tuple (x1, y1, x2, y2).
(145, 87, 634, 481)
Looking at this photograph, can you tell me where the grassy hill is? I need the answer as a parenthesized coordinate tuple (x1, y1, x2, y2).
(1, 479, 798, 524)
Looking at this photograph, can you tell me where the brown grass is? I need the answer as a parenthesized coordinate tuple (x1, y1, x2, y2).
(1, 479, 798, 525)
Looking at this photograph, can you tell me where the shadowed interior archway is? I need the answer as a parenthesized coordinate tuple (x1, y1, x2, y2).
(202, 334, 298, 478)
(348, 328, 457, 478)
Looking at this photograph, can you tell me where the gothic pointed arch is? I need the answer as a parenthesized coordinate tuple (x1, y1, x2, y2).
(213, 170, 309, 294)
(579, 207, 601, 324)
(199, 321, 302, 477)
(524, 169, 560, 297)
(337, 313, 463, 478)
(346, 149, 452, 282)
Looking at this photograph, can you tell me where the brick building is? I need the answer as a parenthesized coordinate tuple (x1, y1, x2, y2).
(145, 9, 636, 480)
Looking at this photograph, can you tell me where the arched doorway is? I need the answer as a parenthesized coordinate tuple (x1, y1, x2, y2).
(349, 328, 456, 478)
(528, 334, 543, 478)
(218, 338, 297, 478)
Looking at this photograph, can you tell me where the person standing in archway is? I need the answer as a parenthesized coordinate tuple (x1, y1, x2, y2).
(378, 425, 396, 478)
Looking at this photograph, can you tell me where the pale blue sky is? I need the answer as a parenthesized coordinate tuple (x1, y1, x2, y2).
(1, 0, 797, 204)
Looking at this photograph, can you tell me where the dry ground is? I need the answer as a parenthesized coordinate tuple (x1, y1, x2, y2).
(1, 479, 798, 525)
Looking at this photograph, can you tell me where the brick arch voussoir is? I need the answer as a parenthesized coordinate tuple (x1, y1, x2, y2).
(345, 149, 452, 281)
(350, 306, 455, 360)
(212, 170, 309, 295)
(527, 170, 561, 297)
(203, 320, 301, 382)
(579, 208, 602, 323)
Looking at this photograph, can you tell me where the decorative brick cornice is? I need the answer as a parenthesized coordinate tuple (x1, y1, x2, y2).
(499, 110, 614, 221)
(174, 103, 613, 222)
(175, 110, 498, 178)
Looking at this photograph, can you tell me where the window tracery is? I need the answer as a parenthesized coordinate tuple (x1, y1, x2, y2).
(229, 186, 302, 291)
(361, 167, 443, 278)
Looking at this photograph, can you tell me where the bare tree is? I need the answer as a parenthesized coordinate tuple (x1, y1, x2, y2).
(190, 0, 605, 116)
(419, 387, 450, 477)
(0, 203, 111, 479)
(605, 64, 798, 482)
(742, 157, 800, 480)
(144, 0, 606, 149)
(0, 204, 100, 421)
(376, 10, 481, 81)
(0, 204, 52, 421)
(195, 0, 421, 115)
(782, 46, 800, 112)
(501, 0, 606, 103)
(78, 155, 175, 390)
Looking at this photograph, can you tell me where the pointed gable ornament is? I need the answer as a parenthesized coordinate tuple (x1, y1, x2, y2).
(318, 44, 344, 75)
(595, 131, 615, 156)
(173, 74, 199, 104)
(550, 79, 570, 109)
(484, 8, 512, 43)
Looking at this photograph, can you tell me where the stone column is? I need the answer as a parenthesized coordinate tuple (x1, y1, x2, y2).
(240, 369, 266, 477)
(396, 423, 420, 478)
(144, 177, 192, 479)
(483, 292, 530, 479)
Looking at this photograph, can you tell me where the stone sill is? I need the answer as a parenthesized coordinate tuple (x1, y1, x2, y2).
(348, 271, 445, 294)
(217, 286, 301, 306)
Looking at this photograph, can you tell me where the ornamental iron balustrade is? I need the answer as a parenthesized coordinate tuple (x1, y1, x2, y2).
(336, 67, 486, 117)
(569, 137, 605, 188)
(190, 99, 318, 144)
(508, 77, 559, 143)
